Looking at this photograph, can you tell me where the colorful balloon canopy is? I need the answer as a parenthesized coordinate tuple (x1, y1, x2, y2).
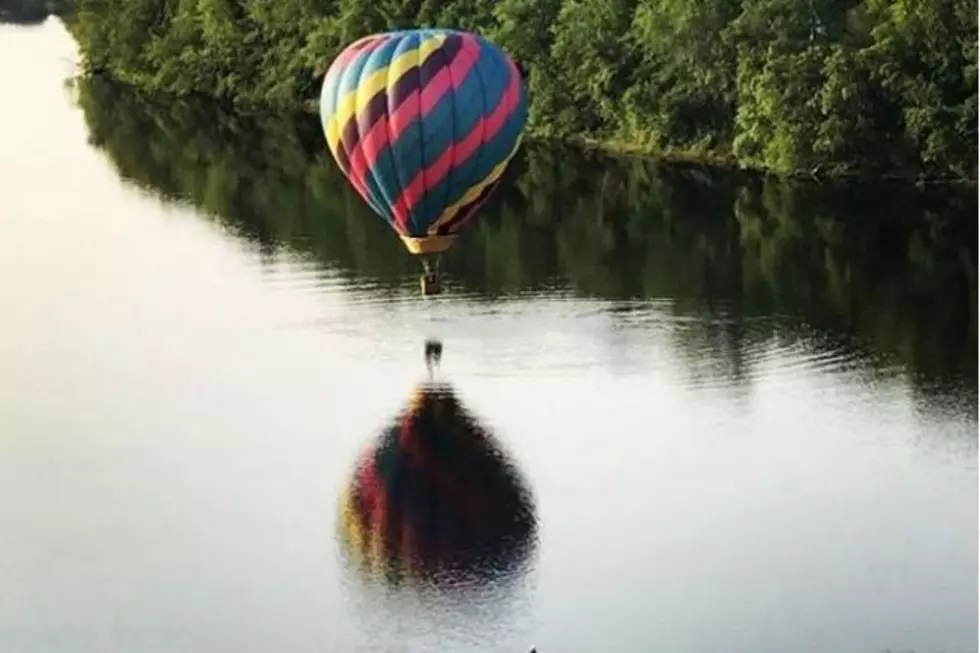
(338, 382, 536, 590)
(319, 29, 527, 255)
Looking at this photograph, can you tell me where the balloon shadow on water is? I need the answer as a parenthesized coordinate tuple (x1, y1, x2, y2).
(336, 379, 538, 598)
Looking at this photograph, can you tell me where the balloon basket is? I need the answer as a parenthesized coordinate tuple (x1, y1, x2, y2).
(420, 273, 442, 296)
(419, 254, 443, 296)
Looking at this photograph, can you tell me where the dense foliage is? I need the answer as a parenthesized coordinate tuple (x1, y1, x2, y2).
(69, 0, 977, 179)
(77, 76, 978, 387)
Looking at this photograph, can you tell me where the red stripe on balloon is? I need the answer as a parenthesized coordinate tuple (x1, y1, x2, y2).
(334, 36, 480, 231)
(387, 37, 482, 228)
(420, 34, 480, 119)
(482, 66, 520, 143)
(390, 147, 451, 229)
(388, 89, 420, 142)
(387, 37, 477, 146)
(346, 119, 392, 214)
(391, 61, 521, 222)
(329, 35, 384, 77)
(387, 34, 465, 140)
(334, 147, 378, 213)
(420, 67, 450, 116)
(339, 42, 477, 228)
(344, 35, 469, 156)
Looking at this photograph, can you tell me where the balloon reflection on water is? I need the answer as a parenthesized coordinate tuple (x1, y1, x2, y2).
(338, 381, 537, 593)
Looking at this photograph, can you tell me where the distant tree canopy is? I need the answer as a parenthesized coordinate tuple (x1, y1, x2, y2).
(0, 0, 74, 24)
(68, 0, 977, 179)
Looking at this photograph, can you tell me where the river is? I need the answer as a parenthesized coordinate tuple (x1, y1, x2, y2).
(1, 18, 977, 653)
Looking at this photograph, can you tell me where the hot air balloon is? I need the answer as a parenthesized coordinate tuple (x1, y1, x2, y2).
(319, 29, 528, 294)
(337, 380, 537, 591)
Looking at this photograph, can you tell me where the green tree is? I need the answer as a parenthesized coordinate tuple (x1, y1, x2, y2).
(68, 0, 978, 179)
(863, 0, 977, 178)
(540, 0, 637, 137)
(623, 0, 741, 152)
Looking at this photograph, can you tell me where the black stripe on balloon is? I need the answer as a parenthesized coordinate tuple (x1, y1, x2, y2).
(337, 34, 467, 158)
(438, 177, 502, 235)
(420, 35, 489, 169)
(335, 141, 350, 173)
(423, 34, 464, 89)
(339, 90, 389, 158)
(389, 34, 464, 109)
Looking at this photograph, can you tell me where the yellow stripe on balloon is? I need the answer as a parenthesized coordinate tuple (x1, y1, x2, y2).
(428, 135, 524, 234)
(327, 92, 357, 153)
(418, 33, 444, 70)
(326, 34, 447, 153)
(324, 117, 341, 164)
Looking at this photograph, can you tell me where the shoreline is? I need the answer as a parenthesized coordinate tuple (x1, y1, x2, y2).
(77, 69, 978, 188)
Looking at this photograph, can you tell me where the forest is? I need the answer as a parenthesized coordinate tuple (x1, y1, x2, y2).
(61, 0, 977, 180)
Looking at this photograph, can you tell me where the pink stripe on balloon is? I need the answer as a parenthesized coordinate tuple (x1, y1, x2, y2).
(419, 36, 480, 118)
(389, 37, 480, 143)
(390, 38, 479, 228)
(339, 150, 376, 210)
(391, 167, 426, 229)
(446, 119, 485, 173)
(452, 35, 482, 90)
(484, 66, 520, 141)
(349, 119, 391, 199)
(391, 68, 521, 220)
(420, 67, 451, 116)
(326, 35, 385, 83)
(399, 146, 455, 223)
(360, 120, 390, 171)
(389, 89, 420, 142)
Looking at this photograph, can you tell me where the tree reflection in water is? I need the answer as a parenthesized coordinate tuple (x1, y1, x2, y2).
(75, 76, 977, 401)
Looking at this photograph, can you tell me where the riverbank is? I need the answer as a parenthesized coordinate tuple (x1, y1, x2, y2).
(64, 0, 978, 185)
(74, 67, 977, 186)
(77, 67, 973, 187)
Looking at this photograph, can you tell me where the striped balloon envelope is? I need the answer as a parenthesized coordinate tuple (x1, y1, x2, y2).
(319, 29, 527, 256)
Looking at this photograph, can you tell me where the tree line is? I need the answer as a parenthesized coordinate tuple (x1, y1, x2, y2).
(64, 0, 977, 180)
(76, 75, 978, 388)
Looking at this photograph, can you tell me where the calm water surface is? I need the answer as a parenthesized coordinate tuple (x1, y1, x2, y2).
(1, 19, 977, 653)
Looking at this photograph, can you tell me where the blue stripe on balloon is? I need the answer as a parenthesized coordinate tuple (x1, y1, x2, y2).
(413, 101, 455, 232)
(334, 37, 386, 103)
(407, 46, 495, 232)
(357, 38, 403, 223)
(435, 46, 514, 224)
(321, 53, 348, 114)
(320, 67, 341, 121)
(336, 49, 391, 222)
(421, 46, 486, 233)
(359, 33, 399, 80)
(382, 32, 421, 234)
(441, 107, 521, 236)
(384, 50, 484, 233)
